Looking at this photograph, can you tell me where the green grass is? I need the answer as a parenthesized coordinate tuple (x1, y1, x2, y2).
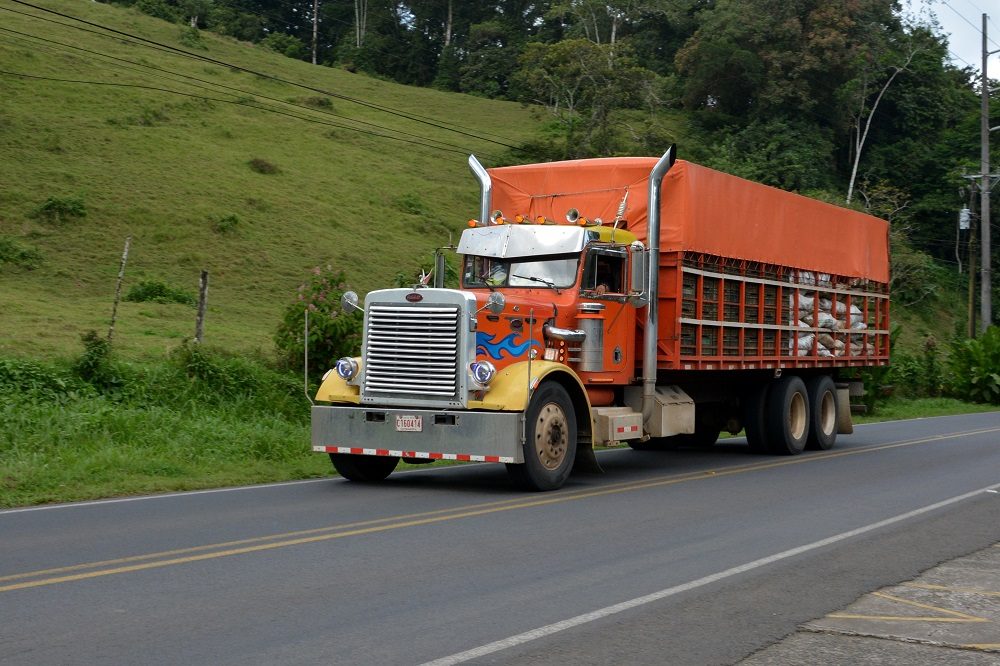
(855, 398, 999, 424)
(0, 0, 544, 361)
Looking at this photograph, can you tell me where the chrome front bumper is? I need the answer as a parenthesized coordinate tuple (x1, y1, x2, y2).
(311, 405, 525, 464)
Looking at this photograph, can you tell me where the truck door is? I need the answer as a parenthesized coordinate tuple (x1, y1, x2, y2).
(579, 246, 634, 382)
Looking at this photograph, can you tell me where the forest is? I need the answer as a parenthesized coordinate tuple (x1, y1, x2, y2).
(105, 0, 997, 321)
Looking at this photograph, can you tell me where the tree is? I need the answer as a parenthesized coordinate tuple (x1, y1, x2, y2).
(513, 39, 658, 156)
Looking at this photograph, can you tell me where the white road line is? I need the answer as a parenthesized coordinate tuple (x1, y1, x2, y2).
(0, 478, 333, 515)
(421, 481, 1000, 666)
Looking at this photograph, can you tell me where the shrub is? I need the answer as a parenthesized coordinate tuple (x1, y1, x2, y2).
(248, 158, 280, 175)
(947, 327, 1000, 404)
(260, 32, 308, 60)
(274, 266, 362, 379)
(31, 196, 86, 224)
(0, 357, 79, 401)
(73, 331, 124, 392)
(125, 280, 196, 306)
(0, 236, 43, 269)
(212, 213, 240, 234)
(135, 0, 179, 22)
(179, 26, 206, 49)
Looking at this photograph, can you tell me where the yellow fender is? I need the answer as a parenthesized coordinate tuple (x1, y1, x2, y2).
(315, 359, 360, 404)
(469, 361, 586, 412)
(472, 362, 601, 474)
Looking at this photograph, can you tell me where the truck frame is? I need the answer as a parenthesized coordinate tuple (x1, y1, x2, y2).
(312, 147, 890, 490)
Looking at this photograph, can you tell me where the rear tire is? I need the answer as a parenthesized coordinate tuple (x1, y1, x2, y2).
(765, 376, 810, 455)
(329, 453, 399, 482)
(742, 384, 771, 454)
(805, 375, 838, 451)
(506, 382, 577, 491)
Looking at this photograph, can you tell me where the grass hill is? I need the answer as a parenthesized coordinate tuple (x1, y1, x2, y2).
(0, 0, 544, 360)
(0, 0, 968, 364)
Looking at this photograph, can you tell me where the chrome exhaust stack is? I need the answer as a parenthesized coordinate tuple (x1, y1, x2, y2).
(468, 155, 492, 226)
(642, 145, 676, 425)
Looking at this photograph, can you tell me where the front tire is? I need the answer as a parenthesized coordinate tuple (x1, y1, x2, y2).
(329, 453, 399, 482)
(507, 382, 577, 491)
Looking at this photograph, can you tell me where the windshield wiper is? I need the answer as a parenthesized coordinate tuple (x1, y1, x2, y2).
(513, 274, 560, 293)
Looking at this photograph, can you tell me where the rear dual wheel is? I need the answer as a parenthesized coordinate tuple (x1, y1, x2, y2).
(744, 375, 838, 455)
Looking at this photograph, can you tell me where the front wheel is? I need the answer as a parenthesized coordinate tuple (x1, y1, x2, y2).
(329, 453, 399, 482)
(506, 382, 577, 491)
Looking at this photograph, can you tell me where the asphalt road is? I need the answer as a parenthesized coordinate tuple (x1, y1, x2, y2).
(2, 412, 999, 665)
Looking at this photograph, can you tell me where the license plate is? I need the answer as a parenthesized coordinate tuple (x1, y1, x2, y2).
(395, 415, 423, 432)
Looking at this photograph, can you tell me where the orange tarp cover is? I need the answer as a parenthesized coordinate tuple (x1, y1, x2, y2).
(488, 158, 890, 283)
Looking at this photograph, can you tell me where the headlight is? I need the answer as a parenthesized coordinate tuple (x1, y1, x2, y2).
(335, 357, 359, 381)
(469, 360, 496, 387)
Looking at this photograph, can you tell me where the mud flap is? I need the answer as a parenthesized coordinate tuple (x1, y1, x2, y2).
(572, 439, 604, 474)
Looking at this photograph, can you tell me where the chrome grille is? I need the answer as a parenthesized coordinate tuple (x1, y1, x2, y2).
(363, 304, 461, 400)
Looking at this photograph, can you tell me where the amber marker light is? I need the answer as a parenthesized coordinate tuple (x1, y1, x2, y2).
(467, 219, 478, 227)
(514, 214, 526, 224)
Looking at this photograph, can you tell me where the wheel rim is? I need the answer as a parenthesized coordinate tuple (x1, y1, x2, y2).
(535, 401, 569, 470)
(819, 390, 836, 436)
(789, 392, 807, 440)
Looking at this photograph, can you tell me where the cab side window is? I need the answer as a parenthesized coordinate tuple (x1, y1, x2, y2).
(582, 248, 627, 296)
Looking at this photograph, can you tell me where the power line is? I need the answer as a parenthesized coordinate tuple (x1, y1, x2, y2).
(939, 0, 1000, 50)
(0, 68, 478, 156)
(5, 0, 522, 149)
(0, 25, 494, 158)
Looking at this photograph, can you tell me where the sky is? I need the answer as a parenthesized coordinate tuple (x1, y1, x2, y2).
(904, 0, 999, 77)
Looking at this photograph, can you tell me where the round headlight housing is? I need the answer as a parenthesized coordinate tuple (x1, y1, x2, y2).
(335, 357, 359, 381)
(469, 360, 496, 387)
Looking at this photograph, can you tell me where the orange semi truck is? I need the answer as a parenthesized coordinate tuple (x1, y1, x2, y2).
(312, 148, 890, 490)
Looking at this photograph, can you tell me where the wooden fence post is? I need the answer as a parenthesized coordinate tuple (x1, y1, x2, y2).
(194, 269, 209, 343)
(107, 236, 132, 343)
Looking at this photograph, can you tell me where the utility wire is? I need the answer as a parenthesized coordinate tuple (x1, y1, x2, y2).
(5, 0, 522, 149)
(939, 0, 1000, 50)
(0, 25, 495, 158)
(0, 69, 479, 156)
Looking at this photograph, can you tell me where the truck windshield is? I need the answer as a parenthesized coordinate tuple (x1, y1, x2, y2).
(463, 255, 579, 289)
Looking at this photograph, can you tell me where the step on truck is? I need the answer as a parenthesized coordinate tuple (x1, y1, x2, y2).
(312, 147, 890, 491)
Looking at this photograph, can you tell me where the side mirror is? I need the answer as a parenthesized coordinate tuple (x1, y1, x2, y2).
(486, 291, 506, 314)
(341, 291, 362, 313)
(628, 242, 649, 307)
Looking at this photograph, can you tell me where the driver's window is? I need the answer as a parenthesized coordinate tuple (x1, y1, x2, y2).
(582, 248, 627, 296)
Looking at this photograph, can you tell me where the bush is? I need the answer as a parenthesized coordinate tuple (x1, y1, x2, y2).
(125, 280, 196, 306)
(0, 357, 79, 401)
(31, 196, 86, 224)
(212, 213, 240, 234)
(947, 327, 1000, 404)
(260, 32, 308, 60)
(248, 158, 280, 175)
(274, 266, 362, 380)
(179, 26, 206, 49)
(0, 236, 43, 269)
(73, 331, 124, 392)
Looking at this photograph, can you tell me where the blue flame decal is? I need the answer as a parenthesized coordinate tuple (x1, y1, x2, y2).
(476, 332, 540, 360)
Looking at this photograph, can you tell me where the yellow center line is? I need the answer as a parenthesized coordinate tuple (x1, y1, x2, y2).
(3, 425, 998, 594)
